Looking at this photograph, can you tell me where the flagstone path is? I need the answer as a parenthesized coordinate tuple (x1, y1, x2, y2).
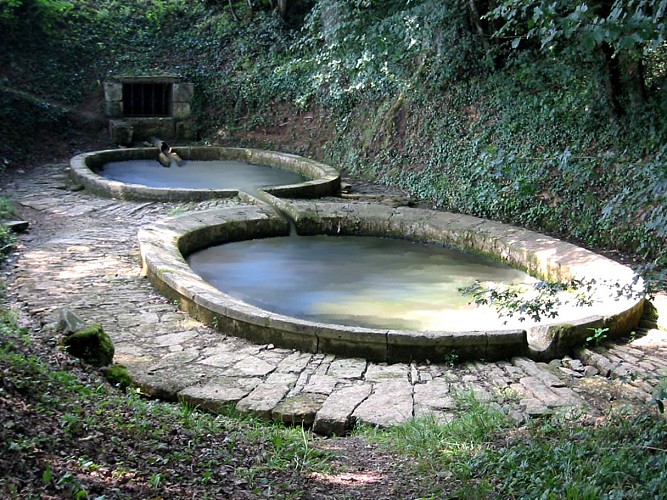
(3, 163, 666, 435)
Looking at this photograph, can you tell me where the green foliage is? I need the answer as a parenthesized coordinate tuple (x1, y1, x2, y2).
(358, 391, 508, 476)
(0, 0, 73, 29)
(324, 62, 667, 284)
(0, 89, 73, 164)
(1, 0, 666, 285)
(472, 412, 667, 498)
(0, 197, 15, 265)
(362, 393, 667, 499)
(486, 0, 667, 58)
(0, 198, 13, 218)
(0, 307, 336, 495)
(277, 0, 487, 111)
(102, 363, 134, 390)
(0, 224, 15, 264)
(585, 327, 609, 347)
(653, 378, 667, 414)
(460, 279, 596, 323)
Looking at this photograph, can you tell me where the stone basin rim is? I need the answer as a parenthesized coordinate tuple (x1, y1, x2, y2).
(69, 146, 341, 202)
(138, 202, 645, 363)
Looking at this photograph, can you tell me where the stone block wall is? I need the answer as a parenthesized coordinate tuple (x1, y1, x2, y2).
(104, 76, 196, 145)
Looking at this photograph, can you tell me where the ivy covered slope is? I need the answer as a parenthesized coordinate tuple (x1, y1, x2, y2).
(1, 0, 666, 284)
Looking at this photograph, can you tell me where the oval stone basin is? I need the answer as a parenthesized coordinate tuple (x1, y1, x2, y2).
(70, 147, 341, 201)
(138, 200, 645, 363)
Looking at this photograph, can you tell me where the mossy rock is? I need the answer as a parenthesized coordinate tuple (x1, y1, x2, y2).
(102, 363, 134, 390)
(643, 301, 659, 321)
(61, 323, 114, 367)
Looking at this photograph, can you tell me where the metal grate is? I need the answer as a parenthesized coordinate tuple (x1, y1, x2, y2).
(122, 83, 172, 117)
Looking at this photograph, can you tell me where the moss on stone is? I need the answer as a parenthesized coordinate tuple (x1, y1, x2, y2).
(644, 301, 659, 321)
(102, 363, 134, 390)
(61, 323, 114, 367)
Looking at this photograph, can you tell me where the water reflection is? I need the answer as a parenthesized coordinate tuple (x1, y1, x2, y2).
(101, 159, 306, 194)
(187, 235, 537, 331)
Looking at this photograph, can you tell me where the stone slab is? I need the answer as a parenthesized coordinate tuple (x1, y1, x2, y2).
(236, 383, 291, 419)
(352, 379, 414, 428)
(326, 358, 368, 379)
(178, 377, 260, 410)
(272, 393, 327, 426)
(313, 384, 373, 436)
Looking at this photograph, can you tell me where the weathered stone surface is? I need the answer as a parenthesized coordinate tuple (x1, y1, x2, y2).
(5, 220, 29, 233)
(265, 372, 299, 385)
(583, 365, 599, 377)
(154, 330, 198, 347)
(414, 379, 456, 413)
(276, 352, 313, 373)
(521, 398, 551, 416)
(225, 355, 276, 377)
(61, 322, 114, 367)
(564, 358, 585, 372)
(55, 307, 88, 335)
(198, 350, 245, 368)
(364, 363, 409, 382)
(313, 384, 373, 436)
(133, 364, 213, 399)
(302, 374, 339, 395)
(179, 377, 260, 409)
(513, 357, 565, 387)
(147, 348, 200, 370)
(519, 377, 561, 406)
(272, 393, 327, 425)
(559, 366, 584, 378)
(236, 384, 291, 418)
(326, 358, 367, 379)
(352, 379, 413, 428)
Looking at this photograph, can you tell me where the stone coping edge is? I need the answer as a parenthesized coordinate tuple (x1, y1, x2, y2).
(138, 202, 645, 363)
(69, 147, 341, 202)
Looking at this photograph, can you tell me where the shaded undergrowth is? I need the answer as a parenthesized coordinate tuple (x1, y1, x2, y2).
(358, 396, 667, 499)
(0, 307, 333, 498)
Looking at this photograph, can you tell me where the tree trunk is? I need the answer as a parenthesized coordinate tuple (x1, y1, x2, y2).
(626, 56, 647, 105)
(467, 0, 499, 70)
(602, 43, 624, 116)
(321, 0, 345, 45)
(277, 0, 287, 19)
(228, 0, 240, 22)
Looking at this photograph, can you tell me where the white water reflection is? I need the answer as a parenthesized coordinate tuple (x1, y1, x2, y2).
(187, 235, 538, 331)
(100, 159, 306, 194)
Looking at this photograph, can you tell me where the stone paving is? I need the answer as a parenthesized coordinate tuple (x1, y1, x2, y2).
(3, 163, 667, 435)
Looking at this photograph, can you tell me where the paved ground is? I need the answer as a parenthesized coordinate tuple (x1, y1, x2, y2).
(3, 163, 667, 435)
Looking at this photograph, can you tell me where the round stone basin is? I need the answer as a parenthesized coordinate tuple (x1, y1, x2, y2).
(187, 235, 537, 331)
(101, 159, 307, 194)
(70, 147, 341, 201)
(138, 201, 645, 363)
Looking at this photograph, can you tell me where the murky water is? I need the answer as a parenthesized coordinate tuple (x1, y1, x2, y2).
(187, 235, 537, 331)
(100, 159, 306, 194)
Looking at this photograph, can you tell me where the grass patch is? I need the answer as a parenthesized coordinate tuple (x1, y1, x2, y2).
(0, 197, 16, 264)
(357, 393, 667, 498)
(0, 307, 334, 497)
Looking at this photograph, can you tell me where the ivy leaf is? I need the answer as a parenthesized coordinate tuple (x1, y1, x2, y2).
(618, 35, 636, 50)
